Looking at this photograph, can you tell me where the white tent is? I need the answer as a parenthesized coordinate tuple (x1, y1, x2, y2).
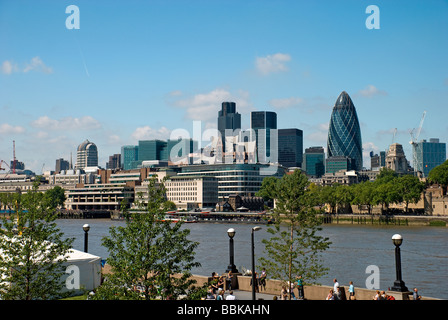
(62, 248, 102, 293)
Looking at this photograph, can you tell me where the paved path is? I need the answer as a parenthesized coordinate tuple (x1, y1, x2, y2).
(227, 289, 278, 300)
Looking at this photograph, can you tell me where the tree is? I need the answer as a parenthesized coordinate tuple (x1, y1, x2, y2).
(0, 182, 74, 300)
(351, 182, 375, 214)
(428, 160, 448, 194)
(256, 176, 280, 207)
(93, 175, 200, 300)
(397, 175, 425, 213)
(44, 186, 66, 209)
(258, 170, 331, 300)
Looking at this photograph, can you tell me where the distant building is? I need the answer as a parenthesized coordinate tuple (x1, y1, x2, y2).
(55, 158, 70, 174)
(278, 128, 303, 168)
(138, 140, 168, 162)
(218, 102, 241, 152)
(326, 156, 356, 174)
(413, 138, 446, 177)
(385, 143, 409, 175)
(75, 140, 98, 170)
(303, 146, 325, 177)
(327, 91, 363, 171)
(106, 154, 121, 170)
(121, 145, 139, 170)
(251, 111, 277, 163)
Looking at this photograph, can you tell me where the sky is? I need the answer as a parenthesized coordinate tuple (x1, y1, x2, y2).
(0, 0, 447, 173)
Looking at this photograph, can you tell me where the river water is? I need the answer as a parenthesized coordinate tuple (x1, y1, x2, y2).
(56, 219, 448, 299)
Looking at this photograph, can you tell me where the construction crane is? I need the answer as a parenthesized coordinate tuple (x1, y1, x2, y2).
(409, 111, 427, 173)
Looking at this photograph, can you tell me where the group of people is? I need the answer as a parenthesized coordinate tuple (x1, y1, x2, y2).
(280, 275, 305, 300)
(206, 271, 238, 300)
(326, 279, 353, 300)
(249, 269, 267, 293)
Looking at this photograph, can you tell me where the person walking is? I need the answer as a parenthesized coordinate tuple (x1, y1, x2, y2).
(348, 281, 355, 300)
(413, 288, 422, 300)
(296, 275, 304, 300)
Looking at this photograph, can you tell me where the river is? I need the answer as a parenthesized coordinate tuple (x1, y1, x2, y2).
(56, 219, 448, 299)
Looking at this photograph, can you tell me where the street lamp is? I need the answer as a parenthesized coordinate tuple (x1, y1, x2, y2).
(390, 234, 408, 292)
(83, 224, 90, 253)
(226, 228, 238, 273)
(251, 226, 262, 300)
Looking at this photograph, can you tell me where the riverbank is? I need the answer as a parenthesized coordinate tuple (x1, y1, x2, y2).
(320, 214, 448, 227)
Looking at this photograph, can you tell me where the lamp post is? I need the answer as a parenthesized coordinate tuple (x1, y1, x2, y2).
(83, 224, 90, 253)
(251, 226, 262, 301)
(390, 234, 408, 292)
(226, 228, 238, 273)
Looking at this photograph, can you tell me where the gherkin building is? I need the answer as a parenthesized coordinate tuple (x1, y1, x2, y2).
(327, 91, 363, 171)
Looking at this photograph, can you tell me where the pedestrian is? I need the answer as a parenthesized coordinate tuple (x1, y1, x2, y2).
(226, 290, 237, 300)
(259, 269, 267, 291)
(413, 288, 422, 300)
(334, 287, 342, 300)
(287, 281, 297, 300)
(217, 275, 225, 291)
(333, 278, 340, 292)
(296, 275, 304, 300)
(373, 290, 380, 300)
(225, 270, 233, 291)
(326, 289, 335, 300)
(280, 286, 288, 300)
(380, 290, 387, 300)
(348, 281, 355, 300)
(216, 288, 225, 300)
(206, 286, 215, 300)
(250, 272, 259, 293)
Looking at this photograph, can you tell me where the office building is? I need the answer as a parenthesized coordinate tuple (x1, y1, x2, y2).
(106, 154, 121, 170)
(327, 91, 363, 171)
(55, 158, 70, 174)
(75, 140, 98, 170)
(326, 156, 356, 174)
(251, 111, 277, 163)
(303, 146, 325, 177)
(166, 138, 198, 164)
(121, 145, 139, 170)
(278, 128, 303, 168)
(138, 140, 168, 163)
(413, 138, 447, 177)
(218, 102, 241, 151)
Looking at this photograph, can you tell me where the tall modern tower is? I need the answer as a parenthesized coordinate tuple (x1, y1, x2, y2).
(327, 91, 363, 171)
(414, 138, 446, 177)
(251, 111, 277, 163)
(278, 128, 303, 168)
(218, 102, 241, 150)
(75, 140, 98, 170)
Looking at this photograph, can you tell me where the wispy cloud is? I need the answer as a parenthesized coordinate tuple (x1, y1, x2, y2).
(356, 84, 387, 98)
(0, 123, 26, 134)
(31, 116, 101, 131)
(1, 56, 53, 75)
(255, 53, 291, 75)
(131, 126, 171, 141)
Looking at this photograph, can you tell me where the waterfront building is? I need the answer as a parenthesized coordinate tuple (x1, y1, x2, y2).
(278, 128, 303, 168)
(413, 138, 446, 177)
(65, 183, 134, 211)
(75, 140, 98, 170)
(50, 169, 96, 186)
(303, 146, 325, 177)
(251, 111, 277, 163)
(218, 102, 241, 152)
(164, 175, 218, 210)
(385, 143, 409, 175)
(121, 145, 139, 170)
(177, 163, 286, 201)
(327, 91, 363, 171)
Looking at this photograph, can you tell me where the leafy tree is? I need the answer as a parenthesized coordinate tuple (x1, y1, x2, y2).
(0, 182, 74, 300)
(93, 175, 200, 300)
(428, 160, 448, 194)
(334, 184, 354, 213)
(259, 170, 331, 300)
(397, 175, 425, 213)
(351, 182, 375, 214)
(44, 186, 66, 209)
(256, 176, 280, 207)
(373, 180, 401, 213)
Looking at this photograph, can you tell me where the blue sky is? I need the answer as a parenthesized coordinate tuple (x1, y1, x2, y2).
(1, 0, 447, 173)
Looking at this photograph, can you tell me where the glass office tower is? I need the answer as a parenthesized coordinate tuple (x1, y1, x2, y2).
(251, 111, 277, 163)
(218, 102, 241, 150)
(414, 138, 446, 177)
(304, 146, 325, 177)
(278, 128, 303, 168)
(327, 91, 363, 171)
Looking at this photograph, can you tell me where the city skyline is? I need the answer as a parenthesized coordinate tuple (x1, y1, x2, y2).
(1, 1, 447, 173)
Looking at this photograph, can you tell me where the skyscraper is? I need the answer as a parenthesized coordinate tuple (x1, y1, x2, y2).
(218, 102, 241, 150)
(121, 145, 139, 170)
(303, 146, 325, 177)
(327, 91, 363, 171)
(278, 128, 303, 168)
(251, 111, 277, 163)
(75, 140, 98, 170)
(414, 138, 446, 177)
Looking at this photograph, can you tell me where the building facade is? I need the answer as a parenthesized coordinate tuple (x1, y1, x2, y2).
(251, 111, 277, 163)
(278, 128, 303, 168)
(385, 143, 409, 175)
(121, 145, 139, 170)
(413, 138, 446, 177)
(75, 140, 98, 170)
(218, 102, 241, 151)
(303, 146, 325, 177)
(327, 91, 363, 171)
